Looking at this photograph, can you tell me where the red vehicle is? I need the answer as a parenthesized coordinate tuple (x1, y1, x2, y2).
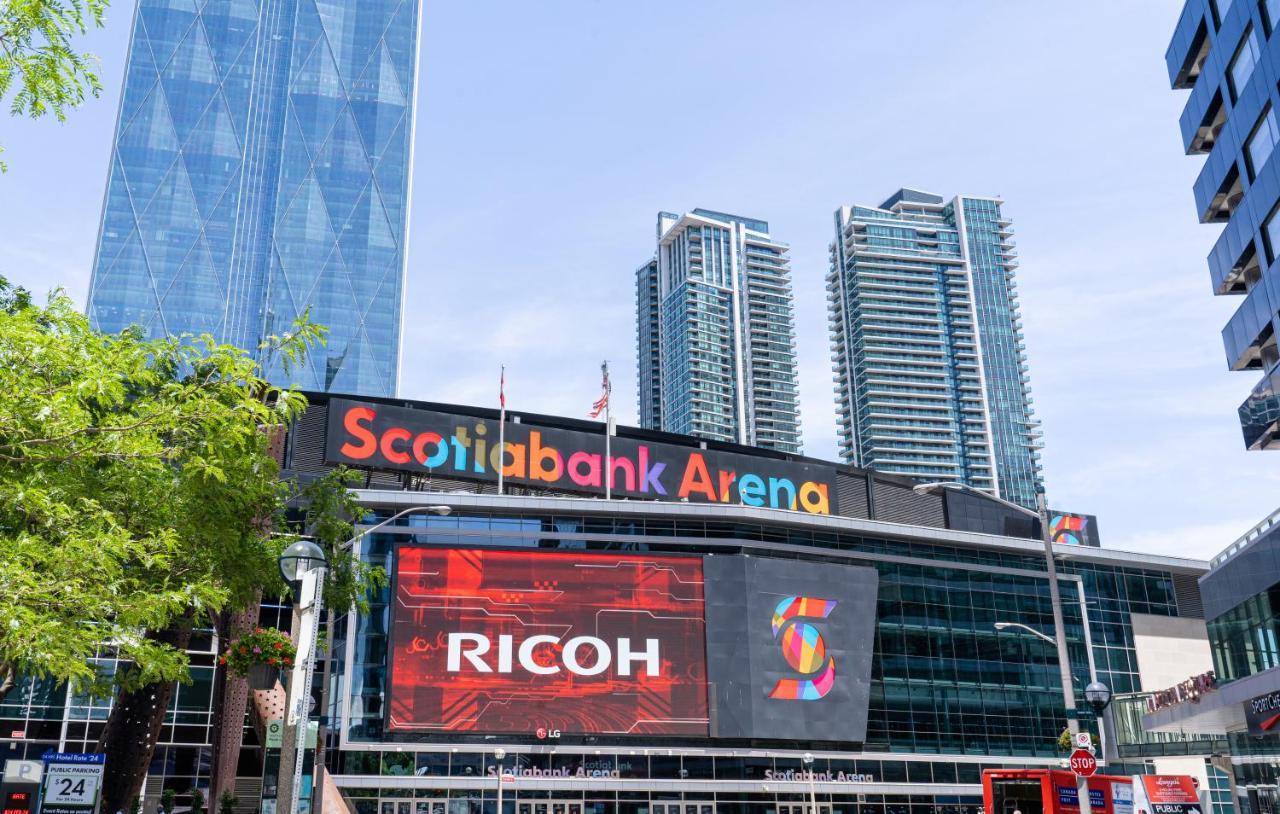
(984, 769, 1134, 814)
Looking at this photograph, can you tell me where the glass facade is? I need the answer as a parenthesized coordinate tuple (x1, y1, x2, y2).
(1168, 0, 1280, 448)
(86, 0, 419, 396)
(636, 210, 802, 453)
(827, 190, 1043, 509)
(336, 509, 1184, 755)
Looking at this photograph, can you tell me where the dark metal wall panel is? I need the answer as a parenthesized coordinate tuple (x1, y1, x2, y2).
(1173, 573, 1205, 619)
(872, 479, 945, 528)
(288, 403, 330, 473)
(943, 490, 1038, 539)
(834, 472, 870, 519)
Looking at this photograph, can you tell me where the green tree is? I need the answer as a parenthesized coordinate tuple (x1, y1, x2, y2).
(0, 277, 365, 810)
(0, 0, 111, 171)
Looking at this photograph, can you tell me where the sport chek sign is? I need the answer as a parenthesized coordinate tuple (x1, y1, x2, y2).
(325, 399, 838, 515)
(386, 548, 880, 742)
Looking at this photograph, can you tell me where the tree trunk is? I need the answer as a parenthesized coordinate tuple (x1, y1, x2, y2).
(98, 624, 194, 814)
(209, 601, 261, 805)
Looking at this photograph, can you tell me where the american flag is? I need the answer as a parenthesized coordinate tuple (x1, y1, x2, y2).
(589, 362, 610, 419)
(499, 365, 506, 410)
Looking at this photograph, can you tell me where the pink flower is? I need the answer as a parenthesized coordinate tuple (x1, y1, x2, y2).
(252, 646, 262, 654)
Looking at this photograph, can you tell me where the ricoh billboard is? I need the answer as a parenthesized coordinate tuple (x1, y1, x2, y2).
(386, 547, 878, 743)
(388, 549, 710, 735)
(325, 399, 837, 515)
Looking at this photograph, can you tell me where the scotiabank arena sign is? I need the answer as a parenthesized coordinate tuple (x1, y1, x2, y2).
(387, 548, 879, 742)
(325, 399, 837, 515)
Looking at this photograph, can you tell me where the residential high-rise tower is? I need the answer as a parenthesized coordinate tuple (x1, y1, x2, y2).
(827, 189, 1043, 508)
(86, 0, 420, 396)
(636, 209, 802, 453)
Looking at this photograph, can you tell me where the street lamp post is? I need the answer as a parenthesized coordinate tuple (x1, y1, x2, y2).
(311, 504, 453, 814)
(278, 540, 327, 814)
(494, 749, 506, 814)
(802, 754, 817, 814)
(913, 482, 1093, 814)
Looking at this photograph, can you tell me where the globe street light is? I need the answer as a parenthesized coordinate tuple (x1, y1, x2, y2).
(802, 753, 817, 814)
(276, 538, 327, 814)
(494, 748, 507, 814)
(1084, 682, 1113, 716)
(278, 538, 326, 596)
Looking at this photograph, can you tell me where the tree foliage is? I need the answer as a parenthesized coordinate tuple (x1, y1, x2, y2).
(0, 276, 322, 696)
(0, 0, 110, 171)
(299, 466, 387, 614)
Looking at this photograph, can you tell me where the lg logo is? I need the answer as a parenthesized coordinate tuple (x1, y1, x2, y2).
(767, 595, 838, 700)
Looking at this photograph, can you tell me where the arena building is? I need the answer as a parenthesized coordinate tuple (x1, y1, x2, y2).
(0, 393, 1216, 814)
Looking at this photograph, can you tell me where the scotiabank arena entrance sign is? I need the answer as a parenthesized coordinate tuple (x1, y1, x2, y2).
(387, 548, 879, 743)
(325, 399, 838, 515)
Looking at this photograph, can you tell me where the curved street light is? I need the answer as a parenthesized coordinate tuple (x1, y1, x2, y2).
(993, 621, 1056, 645)
(915, 480, 1095, 814)
(310, 503, 454, 814)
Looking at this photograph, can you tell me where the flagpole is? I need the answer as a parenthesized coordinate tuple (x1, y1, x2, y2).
(498, 365, 506, 496)
(604, 361, 612, 501)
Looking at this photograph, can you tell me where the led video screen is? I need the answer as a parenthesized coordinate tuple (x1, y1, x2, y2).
(388, 548, 709, 735)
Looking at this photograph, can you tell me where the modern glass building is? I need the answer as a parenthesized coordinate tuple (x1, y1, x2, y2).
(1167, 0, 1280, 449)
(636, 210, 802, 453)
(85, 0, 421, 396)
(1138, 506, 1280, 814)
(0, 393, 1211, 814)
(827, 190, 1043, 509)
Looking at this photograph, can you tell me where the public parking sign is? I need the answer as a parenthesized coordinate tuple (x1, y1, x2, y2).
(39, 753, 105, 814)
(1069, 748, 1098, 777)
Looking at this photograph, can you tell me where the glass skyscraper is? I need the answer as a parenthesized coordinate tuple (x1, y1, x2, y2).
(85, 0, 420, 396)
(635, 209, 802, 453)
(1167, 0, 1280, 449)
(827, 189, 1043, 508)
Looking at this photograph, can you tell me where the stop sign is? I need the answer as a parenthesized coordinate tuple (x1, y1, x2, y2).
(1069, 748, 1097, 777)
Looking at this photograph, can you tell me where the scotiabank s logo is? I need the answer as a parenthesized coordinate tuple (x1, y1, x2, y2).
(767, 596, 837, 701)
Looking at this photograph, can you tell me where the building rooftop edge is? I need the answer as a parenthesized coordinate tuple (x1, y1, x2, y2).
(348, 489, 1209, 575)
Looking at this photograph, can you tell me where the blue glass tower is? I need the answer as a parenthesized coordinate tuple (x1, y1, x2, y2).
(1168, 0, 1280, 450)
(86, 0, 420, 396)
(828, 189, 1044, 509)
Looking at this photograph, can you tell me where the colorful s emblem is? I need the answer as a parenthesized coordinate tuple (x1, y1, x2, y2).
(1050, 513, 1088, 546)
(767, 595, 838, 700)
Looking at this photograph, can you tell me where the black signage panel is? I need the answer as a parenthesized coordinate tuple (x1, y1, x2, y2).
(324, 399, 839, 515)
(703, 555, 878, 742)
(1246, 689, 1280, 735)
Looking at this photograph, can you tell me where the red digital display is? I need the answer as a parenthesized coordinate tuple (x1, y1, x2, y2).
(388, 548, 709, 735)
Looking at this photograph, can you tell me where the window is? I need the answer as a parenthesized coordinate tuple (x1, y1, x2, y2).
(1266, 0, 1280, 36)
(1263, 203, 1280, 264)
(1247, 106, 1280, 179)
(1229, 26, 1261, 100)
(1215, 0, 1236, 27)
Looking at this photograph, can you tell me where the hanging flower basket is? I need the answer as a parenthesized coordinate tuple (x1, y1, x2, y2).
(220, 627, 295, 689)
(246, 663, 278, 690)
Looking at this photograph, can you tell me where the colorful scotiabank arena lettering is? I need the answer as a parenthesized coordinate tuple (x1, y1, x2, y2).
(326, 400, 836, 514)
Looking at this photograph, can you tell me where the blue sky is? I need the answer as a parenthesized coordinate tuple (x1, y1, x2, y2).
(3, 0, 1277, 559)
